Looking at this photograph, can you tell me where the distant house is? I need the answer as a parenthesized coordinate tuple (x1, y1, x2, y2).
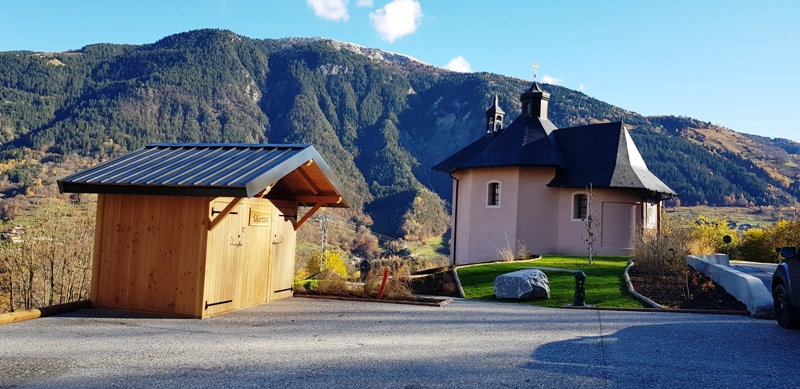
(0, 226, 25, 243)
(433, 82, 676, 265)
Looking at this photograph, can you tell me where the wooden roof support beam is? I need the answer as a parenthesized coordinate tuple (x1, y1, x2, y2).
(294, 202, 323, 231)
(296, 195, 342, 205)
(293, 194, 342, 230)
(255, 185, 273, 199)
(208, 197, 244, 231)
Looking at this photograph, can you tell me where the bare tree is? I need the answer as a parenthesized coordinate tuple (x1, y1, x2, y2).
(0, 199, 94, 313)
(581, 185, 600, 265)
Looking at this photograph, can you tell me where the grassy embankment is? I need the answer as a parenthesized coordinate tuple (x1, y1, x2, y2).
(457, 256, 647, 308)
(666, 205, 780, 227)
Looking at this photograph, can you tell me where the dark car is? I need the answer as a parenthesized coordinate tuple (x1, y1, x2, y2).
(772, 247, 800, 328)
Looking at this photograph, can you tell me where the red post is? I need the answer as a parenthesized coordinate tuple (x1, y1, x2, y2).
(376, 267, 389, 299)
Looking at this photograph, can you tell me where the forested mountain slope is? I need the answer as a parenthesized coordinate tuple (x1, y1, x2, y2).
(0, 29, 797, 238)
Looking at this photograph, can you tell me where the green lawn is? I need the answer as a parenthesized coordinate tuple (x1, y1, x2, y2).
(457, 256, 647, 308)
(405, 232, 451, 256)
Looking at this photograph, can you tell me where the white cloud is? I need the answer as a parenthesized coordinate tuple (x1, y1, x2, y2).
(579, 83, 585, 91)
(444, 56, 472, 73)
(541, 75, 561, 84)
(356, 0, 373, 6)
(307, 0, 350, 22)
(369, 0, 423, 42)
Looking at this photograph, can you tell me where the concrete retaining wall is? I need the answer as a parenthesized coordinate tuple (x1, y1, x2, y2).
(691, 254, 730, 266)
(686, 255, 773, 318)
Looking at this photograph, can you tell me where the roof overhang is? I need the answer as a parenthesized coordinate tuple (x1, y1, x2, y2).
(57, 143, 351, 208)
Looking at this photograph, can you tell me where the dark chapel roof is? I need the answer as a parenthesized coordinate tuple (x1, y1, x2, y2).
(431, 114, 562, 172)
(549, 122, 676, 195)
(432, 83, 676, 196)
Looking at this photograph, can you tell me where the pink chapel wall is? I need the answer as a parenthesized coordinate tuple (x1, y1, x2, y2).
(452, 167, 520, 264)
(451, 167, 663, 264)
(554, 188, 649, 257)
(514, 167, 560, 256)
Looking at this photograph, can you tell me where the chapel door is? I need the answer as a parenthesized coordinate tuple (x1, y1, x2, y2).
(601, 202, 638, 249)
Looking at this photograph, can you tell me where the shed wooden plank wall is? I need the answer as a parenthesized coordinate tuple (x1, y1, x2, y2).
(92, 194, 298, 318)
(92, 194, 208, 317)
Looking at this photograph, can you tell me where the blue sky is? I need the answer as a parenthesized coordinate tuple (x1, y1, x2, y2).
(2, 0, 798, 142)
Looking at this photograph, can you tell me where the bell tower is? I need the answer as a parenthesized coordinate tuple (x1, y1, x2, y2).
(485, 95, 505, 137)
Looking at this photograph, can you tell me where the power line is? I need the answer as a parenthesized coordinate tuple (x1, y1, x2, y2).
(327, 219, 399, 243)
(312, 215, 334, 269)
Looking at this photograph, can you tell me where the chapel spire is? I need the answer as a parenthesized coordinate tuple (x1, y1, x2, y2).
(519, 61, 550, 119)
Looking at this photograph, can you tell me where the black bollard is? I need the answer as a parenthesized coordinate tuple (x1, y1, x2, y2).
(573, 271, 586, 306)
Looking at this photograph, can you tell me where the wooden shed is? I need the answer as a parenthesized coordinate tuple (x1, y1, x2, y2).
(58, 143, 350, 318)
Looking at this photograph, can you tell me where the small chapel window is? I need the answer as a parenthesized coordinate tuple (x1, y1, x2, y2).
(573, 194, 587, 220)
(487, 182, 500, 207)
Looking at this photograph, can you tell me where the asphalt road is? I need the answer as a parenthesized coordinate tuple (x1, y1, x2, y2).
(730, 260, 779, 291)
(2, 298, 799, 388)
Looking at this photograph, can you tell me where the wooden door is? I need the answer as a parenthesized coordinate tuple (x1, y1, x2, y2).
(242, 202, 273, 305)
(204, 200, 245, 316)
(269, 206, 297, 301)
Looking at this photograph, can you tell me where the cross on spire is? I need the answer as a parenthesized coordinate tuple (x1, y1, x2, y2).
(532, 61, 539, 80)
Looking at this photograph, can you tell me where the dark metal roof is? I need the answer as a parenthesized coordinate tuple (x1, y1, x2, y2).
(432, 113, 676, 196)
(519, 80, 546, 100)
(432, 115, 563, 173)
(58, 143, 352, 207)
(548, 122, 676, 195)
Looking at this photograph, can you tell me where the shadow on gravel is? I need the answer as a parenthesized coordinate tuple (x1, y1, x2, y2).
(55, 308, 181, 320)
(525, 321, 800, 387)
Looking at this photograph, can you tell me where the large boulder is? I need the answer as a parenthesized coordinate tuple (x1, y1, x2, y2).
(494, 269, 550, 300)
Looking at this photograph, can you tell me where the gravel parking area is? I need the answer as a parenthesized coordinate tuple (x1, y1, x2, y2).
(2, 297, 799, 388)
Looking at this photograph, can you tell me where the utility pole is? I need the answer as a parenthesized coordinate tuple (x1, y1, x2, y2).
(313, 214, 335, 270)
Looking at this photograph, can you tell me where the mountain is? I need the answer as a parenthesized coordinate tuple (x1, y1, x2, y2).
(0, 29, 798, 239)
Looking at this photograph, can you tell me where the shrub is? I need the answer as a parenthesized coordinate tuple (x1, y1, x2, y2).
(496, 234, 530, 262)
(686, 215, 739, 255)
(633, 214, 745, 276)
(314, 272, 349, 295)
(362, 264, 413, 300)
(305, 251, 348, 278)
(737, 228, 776, 263)
(772, 219, 800, 247)
(294, 268, 310, 282)
(631, 219, 689, 277)
(381, 263, 414, 300)
(737, 220, 800, 263)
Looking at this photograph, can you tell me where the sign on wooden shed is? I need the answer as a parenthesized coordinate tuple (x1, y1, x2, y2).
(58, 143, 350, 318)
